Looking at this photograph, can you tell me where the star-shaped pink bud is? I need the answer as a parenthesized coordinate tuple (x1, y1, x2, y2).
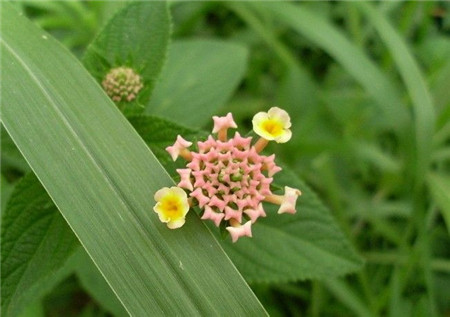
(201, 205, 225, 227)
(212, 113, 237, 141)
(166, 135, 193, 161)
(190, 188, 209, 208)
(177, 168, 193, 191)
(263, 154, 282, 177)
(278, 186, 302, 214)
(243, 203, 266, 223)
(226, 220, 252, 243)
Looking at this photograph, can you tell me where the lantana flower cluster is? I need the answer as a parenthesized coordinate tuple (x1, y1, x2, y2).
(153, 107, 301, 242)
(102, 66, 143, 102)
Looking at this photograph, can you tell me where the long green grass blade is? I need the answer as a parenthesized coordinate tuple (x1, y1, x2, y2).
(251, 2, 410, 137)
(357, 2, 436, 189)
(0, 5, 265, 316)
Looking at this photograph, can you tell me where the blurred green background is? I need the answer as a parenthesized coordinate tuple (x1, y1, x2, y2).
(2, 1, 450, 316)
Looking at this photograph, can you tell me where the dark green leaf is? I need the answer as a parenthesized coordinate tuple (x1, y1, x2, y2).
(220, 166, 363, 283)
(73, 249, 128, 317)
(83, 2, 171, 115)
(1, 174, 79, 317)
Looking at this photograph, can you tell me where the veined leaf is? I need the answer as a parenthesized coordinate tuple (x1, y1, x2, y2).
(83, 2, 171, 115)
(1, 174, 79, 317)
(1, 4, 265, 316)
(128, 115, 207, 177)
(220, 166, 363, 283)
(146, 40, 248, 128)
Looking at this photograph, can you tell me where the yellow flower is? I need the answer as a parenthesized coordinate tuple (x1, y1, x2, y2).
(153, 187, 189, 229)
(252, 107, 292, 143)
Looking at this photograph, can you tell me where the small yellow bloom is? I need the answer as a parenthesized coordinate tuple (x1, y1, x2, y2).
(153, 187, 189, 229)
(252, 107, 292, 143)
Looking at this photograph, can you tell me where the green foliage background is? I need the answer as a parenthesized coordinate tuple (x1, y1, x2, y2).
(1, 1, 450, 316)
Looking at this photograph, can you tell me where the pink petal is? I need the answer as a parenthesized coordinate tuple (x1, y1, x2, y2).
(278, 186, 301, 214)
(190, 188, 210, 208)
(212, 113, 237, 133)
(201, 205, 225, 227)
(226, 221, 252, 243)
(177, 168, 193, 191)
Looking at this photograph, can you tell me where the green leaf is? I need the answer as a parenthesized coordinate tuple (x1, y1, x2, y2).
(1, 4, 265, 315)
(83, 2, 171, 115)
(220, 166, 363, 283)
(1, 175, 14, 213)
(1, 127, 30, 174)
(250, 2, 411, 137)
(356, 2, 436, 190)
(146, 40, 248, 127)
(128, 115, 207, 176)
(1, 174, 79, 317)
(427, 173, 450, 234)
(322, 278, 374, 317)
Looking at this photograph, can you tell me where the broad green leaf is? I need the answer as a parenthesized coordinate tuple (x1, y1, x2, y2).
(1, 174, 79, 317)
(427, 173, 450, 234)
(146, 40, 248, 127)
(219, 166, 363, 283)
(83, 2, 171, 115)
(128, 115, 207, 177)
(1, 5, 265, 316)
(251, 2, 411, 137)
(357, 2, 436, 190)
(73, 249, 128, 317)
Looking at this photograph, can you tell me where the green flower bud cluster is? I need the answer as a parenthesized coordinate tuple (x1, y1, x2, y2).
(102, 67, 143, 102)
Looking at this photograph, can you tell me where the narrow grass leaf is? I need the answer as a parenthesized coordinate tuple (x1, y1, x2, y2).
(1, 5, 265, 316)
(323, 278, 374, 317)
(427, 173, 450, 234)
(357, 2, 436, 189)
(252, 2, 410, 137)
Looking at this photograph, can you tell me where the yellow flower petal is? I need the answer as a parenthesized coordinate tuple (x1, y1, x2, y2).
(252, 107, 292, 143)
(153, 187, 189, 229)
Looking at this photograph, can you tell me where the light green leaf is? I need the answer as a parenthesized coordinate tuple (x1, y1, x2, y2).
(1, 174, 79, 317)
(146, 40, 248, 127)
(427, 173, 450, 234)
(251, 2, 410, 137)
(356, 2, 436, 190)
(1, 5, 265, 316)
(220, 166, 363, 283)
(83, 2, 171, 114)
